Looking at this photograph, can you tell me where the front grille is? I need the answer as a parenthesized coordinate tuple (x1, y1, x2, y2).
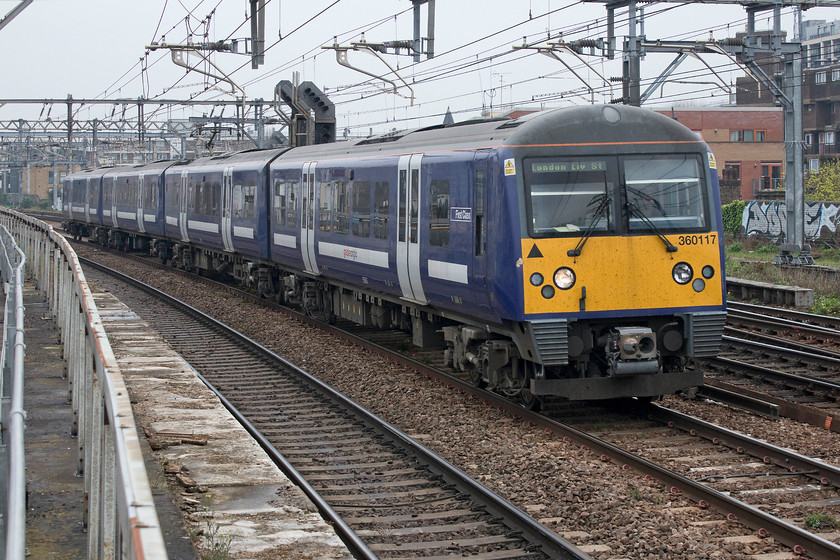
(529, 319, 569, 366)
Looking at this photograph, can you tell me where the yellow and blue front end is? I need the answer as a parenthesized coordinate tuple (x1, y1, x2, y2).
(500, 106, 726, 400)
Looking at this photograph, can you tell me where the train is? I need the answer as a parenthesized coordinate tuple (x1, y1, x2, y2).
(62, 104, 727, 406)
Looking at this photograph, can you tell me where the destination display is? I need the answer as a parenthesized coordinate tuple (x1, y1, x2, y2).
(530, 160, 607, 173)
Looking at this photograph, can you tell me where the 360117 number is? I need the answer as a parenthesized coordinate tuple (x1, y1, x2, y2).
(678, 234, 717, 246)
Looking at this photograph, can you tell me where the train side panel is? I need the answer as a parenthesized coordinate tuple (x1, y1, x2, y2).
(415, 151, 495, 321)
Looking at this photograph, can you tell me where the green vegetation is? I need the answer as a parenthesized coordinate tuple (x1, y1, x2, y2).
(191, 499, 233, 560)
(806, 159, 840, 202)
(721, 200, 747, 235)
(628, 488, 662, 504)
(804, 512, 837, 530)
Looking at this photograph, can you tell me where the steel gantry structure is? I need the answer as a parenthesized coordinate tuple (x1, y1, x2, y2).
(522, 0, 836, 265)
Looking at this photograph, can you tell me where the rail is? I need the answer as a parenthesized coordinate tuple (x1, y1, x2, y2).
(0, 223, 27, 560)
(0, 209, 167, 560)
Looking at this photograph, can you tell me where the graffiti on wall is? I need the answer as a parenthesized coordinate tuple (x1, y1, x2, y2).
(742, 201, 840, 240)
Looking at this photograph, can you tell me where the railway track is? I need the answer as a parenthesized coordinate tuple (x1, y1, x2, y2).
(548, 400, 840, 558)
(80, 258, 589, 560)
(71, 244, 840, 559)
(698, 305, 840, 429)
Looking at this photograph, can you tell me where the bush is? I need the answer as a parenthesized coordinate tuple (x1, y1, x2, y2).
(812, 295, 840, 317)
(721, 200, 746, 235)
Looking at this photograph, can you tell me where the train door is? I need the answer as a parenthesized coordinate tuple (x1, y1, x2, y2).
(84, 178, 93, 223)
(397, 154, 427, 304)
(300, 162, 320, 274)
(110, 174, 119, 227)
(472, 153, 489, 289)
(179, 170, 190, 242)
(221, 167, 234, 252)
(137, 173, 146, 233)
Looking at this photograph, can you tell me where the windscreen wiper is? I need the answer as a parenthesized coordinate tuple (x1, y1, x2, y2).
(567, 195, 612, 258)
(626, 202, 678, 253)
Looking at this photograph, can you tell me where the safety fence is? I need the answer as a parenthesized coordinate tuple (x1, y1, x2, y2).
(1, 221, 27, 560)
(0, 209, 167, 560)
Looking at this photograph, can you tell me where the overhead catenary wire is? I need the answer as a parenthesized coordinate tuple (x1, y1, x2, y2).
(65, 1, 812, 137)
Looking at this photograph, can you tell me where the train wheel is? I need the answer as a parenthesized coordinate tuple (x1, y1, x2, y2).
(467, 366, 487, 389)
(519, 388, 542, 412)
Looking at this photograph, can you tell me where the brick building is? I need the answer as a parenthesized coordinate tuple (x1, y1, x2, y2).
(653, 106, 785, 202)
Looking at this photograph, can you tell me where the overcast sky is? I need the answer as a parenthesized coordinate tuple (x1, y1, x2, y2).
(1, 0, 838, 134)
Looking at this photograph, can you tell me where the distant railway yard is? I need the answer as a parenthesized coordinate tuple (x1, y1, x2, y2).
(63, 235, 840, 560)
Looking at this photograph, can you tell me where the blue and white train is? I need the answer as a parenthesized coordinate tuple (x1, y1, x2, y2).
(63, 104, 727, 405)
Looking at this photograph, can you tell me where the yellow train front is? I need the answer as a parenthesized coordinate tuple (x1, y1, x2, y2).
(446, 105, 726, 404)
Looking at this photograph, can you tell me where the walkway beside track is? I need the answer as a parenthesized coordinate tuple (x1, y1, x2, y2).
(21, 281, 352, 559)
(89, 286, 352, 559)
(21, 287, 88, 559)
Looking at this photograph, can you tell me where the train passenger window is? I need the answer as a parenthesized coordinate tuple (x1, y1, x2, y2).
(287, 181, 298, 226)
(429, 180, 450, 247)
(319, 182, 333, 232)
(144, 179, 157, 210)
(103, 181, 113, 207)
(374, 181, 389, 240)
(623, 155, 706, 231)
(334, 181, 349, 234)
(166, 178, 178, 211)
(352, 181, 371, 237)
(241, 181, 256, 219)
(273, 179, 286, 226)
(525, 158, 612, 235)
(212, 181, 221, 215)
(201, 182, 212, 216)
(87, 182, 98, 206)
(188, 181, 198, 212)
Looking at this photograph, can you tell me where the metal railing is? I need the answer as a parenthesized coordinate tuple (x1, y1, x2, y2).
(0, 209, 167, 560)
(1, 223, 27, 560)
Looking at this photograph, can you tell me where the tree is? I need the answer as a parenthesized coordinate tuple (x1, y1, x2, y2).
(806, 159, 840, 201)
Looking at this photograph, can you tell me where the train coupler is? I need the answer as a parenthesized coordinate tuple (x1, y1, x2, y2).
(605, 327, 659, 376)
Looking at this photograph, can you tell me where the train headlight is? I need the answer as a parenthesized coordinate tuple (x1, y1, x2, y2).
(553, 267, 576, 290)
(702, 265, 715, 279)
(672, 262, 693, 285)
(530, 272, 544, 286)
(541, 285, 555, 299)
(692, 278, 706, 293)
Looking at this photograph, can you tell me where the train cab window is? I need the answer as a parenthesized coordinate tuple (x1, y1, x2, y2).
(273, 179, 287, 226)
(429, 180, 450, 247)
(623, 155, 707, 231)
(352, 181, 371, 237)
(319, 181, 333, 232)
(525, 158, 613, 236)
(374, 181, 389, 240)
(334, 181, 350, 234)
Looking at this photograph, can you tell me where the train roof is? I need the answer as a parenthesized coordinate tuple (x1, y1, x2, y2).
(274, 104, 706, 163)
